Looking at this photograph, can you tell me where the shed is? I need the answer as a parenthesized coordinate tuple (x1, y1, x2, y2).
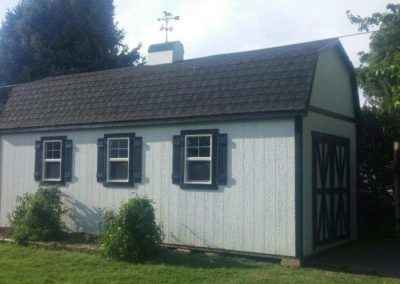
(0, 38, 359, 260)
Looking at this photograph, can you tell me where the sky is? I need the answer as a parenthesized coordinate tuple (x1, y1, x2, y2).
(0, 0, 392, 67)
(111, 0, 392, 67)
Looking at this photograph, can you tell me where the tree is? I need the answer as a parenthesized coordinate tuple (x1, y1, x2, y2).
(347, 4, 400, 185)
(348, 5, 400, 235)
(358, 108, 394, 194)
(347, 4, 400, 112)
(0, 0, 140, 85)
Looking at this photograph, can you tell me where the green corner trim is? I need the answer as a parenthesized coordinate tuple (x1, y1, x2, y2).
(295, 116, 304, 259)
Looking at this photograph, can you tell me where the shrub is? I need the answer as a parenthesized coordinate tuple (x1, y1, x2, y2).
(100, 197, 162, 262)
(9, 187, 65, 244)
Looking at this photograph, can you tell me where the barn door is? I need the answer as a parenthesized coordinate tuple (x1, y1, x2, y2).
(312, 132, 350, 248)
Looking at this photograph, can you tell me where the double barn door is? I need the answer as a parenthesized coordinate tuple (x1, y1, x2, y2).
(312, 132, 351, 248)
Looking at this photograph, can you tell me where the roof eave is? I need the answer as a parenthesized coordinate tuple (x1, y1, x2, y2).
(0, 110, 307, 134)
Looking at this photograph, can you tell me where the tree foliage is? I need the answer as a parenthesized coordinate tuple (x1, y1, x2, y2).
(0, 0, 140, 85)
(348, 6, 400, 234)
(348, 4, 400, 193)
(358, 108, 397, 193)
(357, 107, 399, 236)
(347, 4, 400, 112)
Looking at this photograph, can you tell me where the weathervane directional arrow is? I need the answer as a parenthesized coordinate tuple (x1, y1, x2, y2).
(158, 11, 180, 43)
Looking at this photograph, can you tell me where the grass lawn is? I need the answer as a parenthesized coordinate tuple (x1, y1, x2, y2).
(0, 243, 398, 284)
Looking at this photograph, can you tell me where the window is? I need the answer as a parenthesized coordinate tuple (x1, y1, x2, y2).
(107, 137, 130, 182)
(97, 133, 143, 186)
(184, 134, 212, 184)
(35, 137, 73, 184)
(172, 129, 227, 189)
(43, 140, 62, 181)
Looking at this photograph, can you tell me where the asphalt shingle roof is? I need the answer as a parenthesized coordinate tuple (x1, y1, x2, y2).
(0, 38, 340, 130)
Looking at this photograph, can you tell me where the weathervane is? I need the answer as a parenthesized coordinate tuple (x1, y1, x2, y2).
(158, 11, 180, 43)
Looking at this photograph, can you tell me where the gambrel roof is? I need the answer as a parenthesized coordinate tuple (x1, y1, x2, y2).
(0, 38, 356, 131)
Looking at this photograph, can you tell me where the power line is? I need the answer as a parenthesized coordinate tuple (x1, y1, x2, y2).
(336, 30, 376, 39)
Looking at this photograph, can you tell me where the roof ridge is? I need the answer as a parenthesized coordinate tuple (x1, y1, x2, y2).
(10, 37, 339, 88)
(177, 37, 339, 64)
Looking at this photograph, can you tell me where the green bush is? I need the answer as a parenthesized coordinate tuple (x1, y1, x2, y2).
(9, 187, 65, 244)
(100, 197, 162, 262)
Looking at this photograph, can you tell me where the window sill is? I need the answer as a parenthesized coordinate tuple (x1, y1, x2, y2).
(181, 183, 218, 190)
(103, 181, 135, 187)
(40, 180, 66, 186)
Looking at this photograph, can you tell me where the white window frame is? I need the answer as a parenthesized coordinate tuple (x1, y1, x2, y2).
(184, 134, 213, 185)
(107, 137, 130, 183)
(42, 140, 63, 182)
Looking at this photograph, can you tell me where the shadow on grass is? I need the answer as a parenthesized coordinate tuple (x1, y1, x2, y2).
(147, 249, 274, 269)
(38, 239, 273, 270)
(60, 232, 98, 245)
(304, 239, 400, 279)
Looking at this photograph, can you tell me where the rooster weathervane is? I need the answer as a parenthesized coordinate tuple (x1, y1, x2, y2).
(158, 11, 180, 43)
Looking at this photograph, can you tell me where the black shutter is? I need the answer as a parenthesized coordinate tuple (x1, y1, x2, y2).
(63, 139, 73, 182)
(34, 141, 43, 181)
(172, 135, 184, 185)
(132, 137, 143, 183)
(97, 138, 106, 183)
(216, 133, 228, 185)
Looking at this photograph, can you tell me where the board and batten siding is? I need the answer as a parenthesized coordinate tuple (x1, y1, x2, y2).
(310, 48, 355, 118)
(302, 46, 358, 257)
(0, 119, 296, 257)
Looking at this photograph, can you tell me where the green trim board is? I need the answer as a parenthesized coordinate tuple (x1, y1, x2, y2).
(308, 106, 356, 123)
(294, 116, 304, 259)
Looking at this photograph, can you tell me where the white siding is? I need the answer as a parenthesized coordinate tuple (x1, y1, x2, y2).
(310, 48, 355, 118)
(302, 112, 357, 257)
(147, 50, 174, 65)
(0, 119, 296, 257)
